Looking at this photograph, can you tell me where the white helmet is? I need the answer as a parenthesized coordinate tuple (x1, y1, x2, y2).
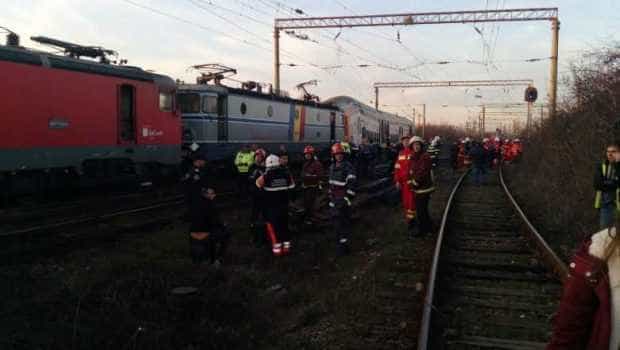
(494, 137, 500, 142)
(266, 154, 280, 169)
(409, 135, 424, 145)
(465, 137, 471, 142)
(483, 138, 489, 142)
(514, 138, 521, 142)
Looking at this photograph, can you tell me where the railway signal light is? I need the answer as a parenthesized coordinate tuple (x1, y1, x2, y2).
(524, 86, 538, 103)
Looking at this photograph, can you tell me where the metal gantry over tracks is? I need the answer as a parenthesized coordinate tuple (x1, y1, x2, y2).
(273, 7, 560, 117)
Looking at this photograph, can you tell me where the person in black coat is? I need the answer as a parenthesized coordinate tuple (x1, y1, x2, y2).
(184, 153, 229, 265)
(468, 141, 487, 185)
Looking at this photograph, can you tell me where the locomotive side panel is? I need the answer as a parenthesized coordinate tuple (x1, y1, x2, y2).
(227, 94, 291, 143)
(0, 59, 180, 172)
(303, 105, 331, 143)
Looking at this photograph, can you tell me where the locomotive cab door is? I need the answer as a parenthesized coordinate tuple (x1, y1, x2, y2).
(118, 84, 136, 144)
(216, 95, 228, 142)
(201, 93, 227, 142)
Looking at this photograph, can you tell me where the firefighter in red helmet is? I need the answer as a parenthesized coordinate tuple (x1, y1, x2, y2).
(301, 145, 324, 225)
(328, 142, 357, 256)
(394, 135, 416, 234)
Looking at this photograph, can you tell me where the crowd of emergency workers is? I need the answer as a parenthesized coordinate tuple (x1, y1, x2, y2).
(181, 133, 620, 349)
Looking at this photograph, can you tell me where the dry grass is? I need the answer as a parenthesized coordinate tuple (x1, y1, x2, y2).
(508, 44, 620, 260)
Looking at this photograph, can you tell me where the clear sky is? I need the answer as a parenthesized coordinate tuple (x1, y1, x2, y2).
(2, 0, 618, 129)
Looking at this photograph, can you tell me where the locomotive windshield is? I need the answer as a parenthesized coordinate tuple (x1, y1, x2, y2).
(177, 93, 200, 113)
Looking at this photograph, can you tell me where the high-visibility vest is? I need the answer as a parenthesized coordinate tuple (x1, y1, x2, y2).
(341, 142, 351, 154)
(235, 151, 254, 173)
(594, 162, 620, 210)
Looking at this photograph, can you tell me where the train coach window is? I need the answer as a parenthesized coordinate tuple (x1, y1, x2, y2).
(202, 95, 218, 114)
(177, 93, 200, 113)
(240, 102, 247, 115)
(159, 92, 173, 112)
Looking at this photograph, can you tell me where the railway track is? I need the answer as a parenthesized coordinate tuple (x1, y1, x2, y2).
(1, 167, 396, 265)
(417, 167, 567, 349)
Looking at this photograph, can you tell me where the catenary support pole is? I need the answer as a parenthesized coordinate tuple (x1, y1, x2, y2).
(273, 27, 280, 93)
(549, 18, 560, 118)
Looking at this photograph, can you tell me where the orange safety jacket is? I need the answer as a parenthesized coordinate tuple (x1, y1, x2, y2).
(393, 147, 412, 184)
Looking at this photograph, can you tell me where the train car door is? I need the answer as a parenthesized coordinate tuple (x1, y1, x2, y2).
(342, 112, 350, 142)
(202, 93, 228, 142)
(329, 111, 336, 142)
(118, 84, 136, 144)
(216, 95, 228, 141)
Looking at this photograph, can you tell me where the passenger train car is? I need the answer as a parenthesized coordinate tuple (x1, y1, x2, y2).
(178, 85, 414, 161)
(327, 96, 414, 145)
(0, 36, 180, 196)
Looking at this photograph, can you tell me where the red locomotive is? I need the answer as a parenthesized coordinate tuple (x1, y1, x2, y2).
(0, 34, 181, 198)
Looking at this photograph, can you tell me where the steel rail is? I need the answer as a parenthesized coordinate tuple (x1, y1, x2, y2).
(1, 171, 395, 239)
(416, 167, 567, 349)
(499, 165, 568, 281)
(416, 169, 470, 350)
(0, 196, 185, 237)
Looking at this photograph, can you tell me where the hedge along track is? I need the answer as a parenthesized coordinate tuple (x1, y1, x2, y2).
(417, 166, 568, 350)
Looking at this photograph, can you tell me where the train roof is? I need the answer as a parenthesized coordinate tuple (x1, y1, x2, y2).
(0, 43, 174, 85)
(325, 95, 413, 125)
(178, 83, 339, 110)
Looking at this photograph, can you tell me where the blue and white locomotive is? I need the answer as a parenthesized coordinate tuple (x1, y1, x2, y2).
(178, 82, 414, 161)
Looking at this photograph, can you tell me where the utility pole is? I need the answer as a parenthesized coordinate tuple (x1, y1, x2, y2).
(375, 87, 379, 110)
(422, 104, 426, 139)
(481, 105, 486, 138)
(549, 18, 560, 118)
(527, 101, 532, 138)
(273, 27, 280, 93)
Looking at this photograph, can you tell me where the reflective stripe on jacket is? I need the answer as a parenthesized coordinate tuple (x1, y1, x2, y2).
(302, 159, 324, 188)
(393, 148, 412, 185)
(594, 162, 620, 209)
(329, 160, 356, 207)
(235, 151, 254, 173)
(408, 151, 435, 194)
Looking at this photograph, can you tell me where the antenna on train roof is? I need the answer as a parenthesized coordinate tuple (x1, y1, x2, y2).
(295, 79, 320, 103)
(190, 63, 237, 85)
(30, 36, 118, 64)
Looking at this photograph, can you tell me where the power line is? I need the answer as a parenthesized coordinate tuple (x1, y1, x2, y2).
(195, 0, 272, 28)
(121, 0, 272, 52)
